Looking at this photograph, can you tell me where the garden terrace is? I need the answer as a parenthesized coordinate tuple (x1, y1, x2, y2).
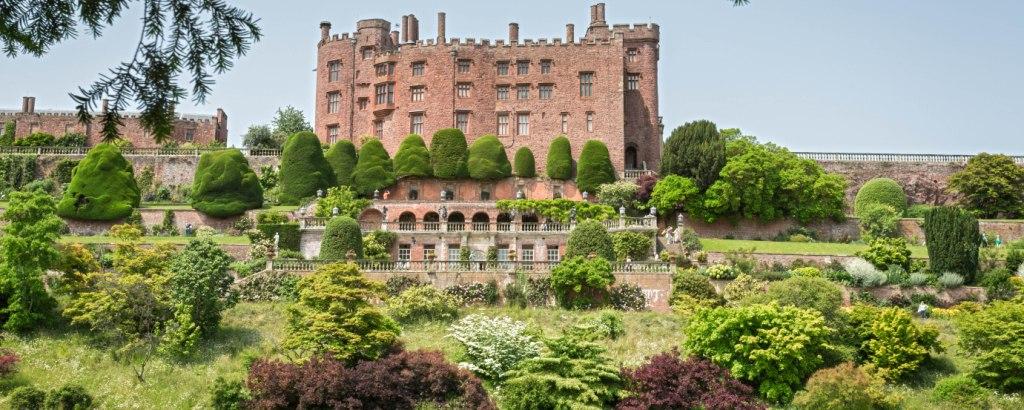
(299, 215, 656, 233)
(269, 258, 671, 274)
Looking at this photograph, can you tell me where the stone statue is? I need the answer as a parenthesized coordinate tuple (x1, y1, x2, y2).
(569, 207, 577, 224)
(373, 189, 380, 199)
(381, 205, 388, 219)
(439, 205, 448, 221)
(581, 191, 589, 200)
(619, 206, 626, 215)
(184, 223, 193, 237)
(274, 232, 280, 252)
(316, 188, 324, 198)
(332, 206, 339, 216)
(649, 206, 657, 216)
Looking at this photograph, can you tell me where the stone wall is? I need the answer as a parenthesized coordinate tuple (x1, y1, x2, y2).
(682, 217, 1024, 244)
(63, 209, 255, 235)
(35, 153, 280, 188)
(819, 160, 963, 208)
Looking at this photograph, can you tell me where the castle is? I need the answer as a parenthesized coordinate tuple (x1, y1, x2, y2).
(314, 3, 662, 175)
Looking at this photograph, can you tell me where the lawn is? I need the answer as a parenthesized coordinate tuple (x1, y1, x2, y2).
(60, 235, 250, 245)
(701, 238, 930, 258)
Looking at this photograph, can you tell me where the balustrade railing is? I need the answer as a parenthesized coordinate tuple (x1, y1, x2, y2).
(300, 217, 657, 233)
(270, 258, 671, 274)
(622, 169, 657, 180)
(794, 152, 1024, 165)
(0, 145, 282, 157)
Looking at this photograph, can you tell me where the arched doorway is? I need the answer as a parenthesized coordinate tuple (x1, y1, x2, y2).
(625, 146, 638, 170)
(471, 212, 490, 231)
(359, 208, 384, 229)
(496, 212, 513, 231)
(398, 212, 416, 231)
(447, 212, 465, 231)
(423, 212, 440, 231)
(521, 213, 540, 231)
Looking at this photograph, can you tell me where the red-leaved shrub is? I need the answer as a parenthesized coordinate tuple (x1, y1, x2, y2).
(247, 350, 494, 409)
(635, 174, 658, 203)
(618, 350, 764, 410)
(0, 350, 19, 378)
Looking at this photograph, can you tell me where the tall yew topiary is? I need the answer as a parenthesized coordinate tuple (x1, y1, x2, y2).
(320, 216, 364, 260)
(576, 140, 616, 194)
(279, 131, 335, 205)
(660, 120, 726, 190)
(565, 219, 615, 261)
(467, 135, 512, 180)
(430, 128, 469, 179)
(513, 147, 536, 178)
(351, 139, 396, 197)
(56, 143, 140, 220)
(546, 135, 573, 180)
(393, 134, 432, 178)
(325, 140, 358, 187)
(923, 206, 980, 282)
(190, 149, 263, 217)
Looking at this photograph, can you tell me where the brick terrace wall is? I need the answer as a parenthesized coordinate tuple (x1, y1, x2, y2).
(35, 153, 280, 188)
(818, 160, 964, 208)
(63, 209, 256, 235)
(682, 217, 1024, 244)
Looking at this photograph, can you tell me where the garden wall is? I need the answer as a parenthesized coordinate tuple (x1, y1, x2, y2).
(62, 209, 254, 235)
(818, 160, 963, 208)
(35, 153, 280, 188)
(682, 217, 1024, 243)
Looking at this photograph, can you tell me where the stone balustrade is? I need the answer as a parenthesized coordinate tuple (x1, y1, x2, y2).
(794, 152, 1024, 165)
(269, 258, 671, 274)
(299, 216, 657, 233)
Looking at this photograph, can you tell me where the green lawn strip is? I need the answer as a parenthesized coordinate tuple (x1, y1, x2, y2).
(701, 238, 929, 258)
(59, 235, 250, 245)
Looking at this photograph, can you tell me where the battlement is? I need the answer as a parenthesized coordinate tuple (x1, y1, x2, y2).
(356, 19, 390, 31)
(611, 23, 660, 41)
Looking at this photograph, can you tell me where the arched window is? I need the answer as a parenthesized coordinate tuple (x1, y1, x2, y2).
(447, 212, 465, 231)
(398, 212, 416, 230)
(471, 212, 490, 231)
(423, 212, 440, 230)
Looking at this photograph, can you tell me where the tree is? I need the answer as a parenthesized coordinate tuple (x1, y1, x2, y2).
(315, 186, 371, 219)
(325, 140, 358, 187)
(191, 149, 263, 217)
(0, 121, 15, 145)
(430, 128, 469, 179)
(278, 131, 334, 205)
(320, 216, 364, 260)
(660, 120, 726, 190)
(565, 220, 615, 261)
(576, 140, 616, 193)
(242, 125, 277, 150)
(647, 175, 702, 216)
(167, 238, 235, 337)
(271, 106, 313, 146)
(948, 153, 1024, 219)
(954, 301, 1024, 391)
(393, 134, 432, 178)
(467, 135, 512, 180)
(2, 1, 261, 142)
(854, 178, 908, 217)
(56, 143, 140, 220)
(546, 135, 573, 180)
(923, 206, 980, 282)
(0, 190, 63, 331)
(351, 139, 396, 197)
(513, 147, 536, 178)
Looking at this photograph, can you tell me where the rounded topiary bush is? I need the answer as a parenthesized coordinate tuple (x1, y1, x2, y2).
(351, 139, 396, 197)
(325, 140, 358, 186)
(854, 178, 908, 217)
(279, 131, 335, 205)
(513, 147, 536, 178)
(57, 143, 140, 220)
(576, 140, 616, 193)
(546, 135, 573, 180)
(394, 134, 432, 178)
(190, 149, 263, 217)
(319, 216, 363, 260)
(565, 219, 615, 261)
(467, 135, 512, 180)
(430, 128, 469, 179)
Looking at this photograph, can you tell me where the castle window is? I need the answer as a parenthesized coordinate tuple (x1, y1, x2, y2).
(375, 62, 394, 76)
(560, 113, 569, 133)
(516, 112, 530, 136)
(496, 113, 509, 136)
(398, 244, 411, 261)
(327, 92, 340, 113)
(361, 47, 374, 59)
(328, 60, 341, 82)
(540, 59, 552, 74)
(626, 73, 639, 91)
(358, 98, 368, 110)
(411, 86, 425, 102)
(457, 83, 471, 98)
(457, 59, 471, 73)
(185, 129, 195, 142)
(455, 111, 469, 133)
(517, 60, 530, 75)
(412, 61, 425, 76)
(410, 113, 424, 134)
(327, 125, 339, 143)
(547, 245, 560, 262)
(375, 83, 394, 104)
(579, 72, 593, 97)
(539, 84, 553, 100)
(586, 112, 594, 132)
(626, 48, 639, 62)
(516, 84, 529, 100)
(497, 61, 509, 76)
(374, 120, 384, 137)
(497, 85, 509, 100)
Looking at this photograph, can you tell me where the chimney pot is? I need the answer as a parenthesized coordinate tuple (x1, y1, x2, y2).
(409, 15, 419, 42)
(26, 97, 35, 114)
(591, 3, 607, 25)
(21, 96, 30, 113)
(437, 12, 447, 43)
(402, 15, 410, 43)
(565, 24, 575, 43)
(320, 21, 331, 42)
(390, 30, 399, 46)
(509, 22, 519, 43)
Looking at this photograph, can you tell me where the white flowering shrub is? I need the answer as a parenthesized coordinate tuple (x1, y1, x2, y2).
(447, 314, 542, 380)
(1017, 262, 1024, 277)
(845, 258, 888, 288)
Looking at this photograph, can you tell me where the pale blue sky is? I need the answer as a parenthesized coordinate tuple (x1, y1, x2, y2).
(1, 0, 1022, 153)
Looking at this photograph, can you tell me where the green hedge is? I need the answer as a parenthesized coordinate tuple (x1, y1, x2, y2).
(854, 178, 908, 217)
(279, 131, 335, 205)
(50, 159, 79, 184)
(0, 122, 14, 145)
(430, 128, 469, 179)
(56, 143, 140, 220)
(468, 135, 512, 180)
(513, 147, 536, 178)
(565, 220, 615, 261)
(495, 199, 616, 223)
(576, 140, 616, 193)
(546, 136, 573, 180)
(257, 223, 300, 251)
(320, 216, 363, 260)
(352, 139, 396, 197)
(394, 134, 432, 178)
(13, 132, 55, 147)
(325, 140, 358, 187)
(191, 149, 264, 217)
(924, 206, 980, 282)
(0, 155, 36, 193)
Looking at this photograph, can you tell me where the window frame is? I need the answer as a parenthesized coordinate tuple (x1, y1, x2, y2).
(579, 72, 594, 97)
(410, 112, 424, 134)
(516, 112, 530, 136)
(539, 84, 553, 100)
(496, 112, 509, 136)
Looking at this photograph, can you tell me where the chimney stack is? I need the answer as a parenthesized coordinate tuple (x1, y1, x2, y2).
(402, 15, 410, 43)
(409, 15, 419, 42)
(565, 24, 575, 43)
(590, 3, 606, 25)
(437, 12, 446, 43)
(319, 21, 331, 42)
(101, 99, 109, 114)
(509, 23, 519, 43)
(390, 30, 399, 46)
(24, 97, 36, 114)
(21, 97, 30, 113)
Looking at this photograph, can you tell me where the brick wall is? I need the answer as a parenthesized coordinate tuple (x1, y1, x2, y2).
(35, 153, 280, 188)
(819, 160, 964, 208)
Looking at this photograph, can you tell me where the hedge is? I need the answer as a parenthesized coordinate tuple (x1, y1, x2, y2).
(320, 216, 364, 260)
(352, 139, 396, 197)
(13, 132, 55, 147)
(546, 136, 573, 180)
(430, 128, 469, 179)
(924, 206, 980, 282)
(513, 147, 536, 178)
(394, 134, 432, 178)
(0, 155, 36, 193)
(50, 159, 79, 184)
(279, 131, 335, 205)
(191, 149, 264, 217)
(257, 223, 300, 252)
(0, 122, 14, 145)
(56, 143, 140, 220)
(576, 140, 616, 193)
(565, 220, 615, 261)
(325, 140, 358, 186)
(854, 178, 908, 217)
(467, 135, 512, 180)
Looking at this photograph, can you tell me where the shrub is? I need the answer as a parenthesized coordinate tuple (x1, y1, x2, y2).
(671, 269, 722, 308)
(8, 386, 46, 409)
(566, 310, 626, 341)
(932, 375, 991, 409)
(576, 140, 616, 193)
(14, 132, 55, 146)
(499, 336, 622, 409)
(190, 149, 263, 217)
(0, 121, 14, 145)
(385, 275, 425, 298)
(314, 186, 371, 218)
(546, 135, 573, 180)
(979, 269, 1016, 301)
(362, 230, 396, 262)
(905, 204, 933, 218)
(236, 270, 299, 302)
(351, 139, 396, 197)
(611, 231, 652, 261)
(741, 276, 844, 323)
(659, 120, 727, 190)
(167, 238, 235, 338)
(466, 135, 511, 180)
(937, 272, 964, 289)
(909, 272, 931, 287)
(496, 198, 616, 223)
(857, 237, 912, 271)
(0, 350, 19, 378)
(44, 384, 94, 410)
(955, 301, 1024, 391)
(444, 281, 499, 306)
(386, 285, 460, 324)
(50, 159, 79, 184)
(278, 131, 335, 205)
(324, 140, 357, 186)
(210, 377, 249, 410)
(704, 263, 737, 280)
(0, 155, 37, 193)
(447, 314, 542, 380)
(854, 178, 908, 217)
(513, 147, 536, 178)
(647, 175, 703, 217)
(949, 153, 1024, 219)
(56, 143, 140, 220)
(723, 273, 766, 305)
(847, 305, 942, 381)
(393, 134, 432, 178)
(256, 223, 300, 251)
(54, 132, 87, 147)
(597, 181, 641, 213)
(609, 283, 646, 311)
(859, 203, 902, 240)
(684, 303, 833, 404)
(792, 362, 900, 410)
(635, 173, 658, 203)
(924, 206, 980, 283)
(319, 216, 363, 260)
(846, 258, 888, 288)
(619, 351, 764, 410)
(429, 128, 469, 179)
(550, 256, 615, 309)
(565, 219, 615, 260)
(790, 266, 822, 278)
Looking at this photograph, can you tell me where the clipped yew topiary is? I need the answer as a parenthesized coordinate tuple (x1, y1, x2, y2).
(190, 149, 263, 217)
(351, 139, 396, 197)
(430, 128, 469, 179)
(565, 219, 615, 261)
(513, 147, 536, 178)
(467, 134, 512, 180)
(393, 134, 432, 178)
(279, 131, 335, 205)
(924, 206, 980, 282)
(576, 140, 616, 193)
(325, 140, 358, 186)
(659, 120, 726, 190)
(546, 135, 573, 180)
(854, 178, 908, 217)
(57, 143, 140, 220)
(320, 216, 364, 260)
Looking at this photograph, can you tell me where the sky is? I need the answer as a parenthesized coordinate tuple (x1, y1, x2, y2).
(1, 0, 1022, 153)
